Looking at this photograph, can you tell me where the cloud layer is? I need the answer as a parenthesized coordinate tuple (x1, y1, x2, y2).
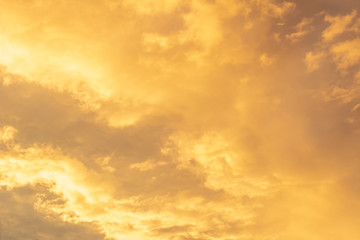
(1, 0, 360, 239)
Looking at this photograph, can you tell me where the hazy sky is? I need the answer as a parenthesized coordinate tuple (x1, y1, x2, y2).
(1, 0, 360, 239)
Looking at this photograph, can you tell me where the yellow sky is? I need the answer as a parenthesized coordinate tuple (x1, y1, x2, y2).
(1, 0, 360, 239)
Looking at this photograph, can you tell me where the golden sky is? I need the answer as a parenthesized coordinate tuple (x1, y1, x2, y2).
(1, 0, 360, 239)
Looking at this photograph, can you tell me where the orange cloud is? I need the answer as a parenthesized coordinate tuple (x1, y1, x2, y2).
(1, 1, 360, 240)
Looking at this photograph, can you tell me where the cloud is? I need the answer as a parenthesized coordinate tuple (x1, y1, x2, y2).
(1, 0, 360, 239)
(0, 67, 256, 239)
(0, 125, 17, 144)
(286, 17, 314, 42)
(305, 51, 326, 71)
(121, 0, 182, 14)
(322, 10, 357, 42)
(0, 185, 105, 240)
(331, 38, 360, 70)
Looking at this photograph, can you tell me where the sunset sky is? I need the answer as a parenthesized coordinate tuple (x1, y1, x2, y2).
(1, 0, 360, 239)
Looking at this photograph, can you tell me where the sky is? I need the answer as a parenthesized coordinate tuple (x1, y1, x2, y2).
(1, 0, 360, 239)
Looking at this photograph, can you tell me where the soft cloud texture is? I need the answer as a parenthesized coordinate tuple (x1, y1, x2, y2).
(1, 0, 360, 239)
